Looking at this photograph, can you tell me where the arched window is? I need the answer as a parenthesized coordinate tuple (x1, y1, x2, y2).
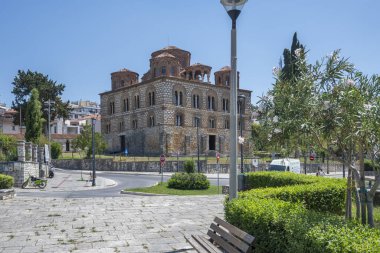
(123, 99, 129, 112)
(161, 66, 166, 76)
(109, 102, 115, 115)
(193, 94, 200, 109)
(153, 68, 157, 78)
(170, 66, 175, 76)
(134, 95, 140, 109)
(174, 91, 183, 106)
(193, 117, 201, 127)
(209, 118, 216, 129)
(176, 114, 183, 126)
(119, 121, 124, 132)
(149, 115, 155, 127)
(222, 98, 229, 112)
(132, 119, 138, 129)
(148, 92, 155, 106)
(224, 119, 230, 129)
(218, 77, 222, 84)
(207, 96, 215, 111)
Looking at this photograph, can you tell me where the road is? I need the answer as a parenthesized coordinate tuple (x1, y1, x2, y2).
(16, 169, 229, 198)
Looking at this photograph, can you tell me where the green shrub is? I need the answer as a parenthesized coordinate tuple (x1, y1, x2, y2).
(0, 134, 17, 161)
(244, 171, 317, 189)
(183, 159, 195, 173)
(0, 174, 14, 189)
(241, 178, 346, 214)
(51, 142, 62, 159)
(225, 197, 380, 253)
(168, 173, 210, 190)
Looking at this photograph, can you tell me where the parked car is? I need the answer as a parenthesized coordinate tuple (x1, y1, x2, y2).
(269, 158, 301, 173)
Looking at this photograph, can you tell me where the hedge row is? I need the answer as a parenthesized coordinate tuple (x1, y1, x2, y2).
(225, 197, 380, 253)
(241, 180, 346, 214)
(0, 174, 14, 189)
(167, 173, 210, 190)
(245, 171, 321, 189)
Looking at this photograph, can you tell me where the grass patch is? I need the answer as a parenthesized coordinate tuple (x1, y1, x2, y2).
(126, 182, 222, 195)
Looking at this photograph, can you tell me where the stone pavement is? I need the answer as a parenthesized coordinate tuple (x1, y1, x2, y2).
(0, 195, 225, 253)
(16, 170, 116, 193)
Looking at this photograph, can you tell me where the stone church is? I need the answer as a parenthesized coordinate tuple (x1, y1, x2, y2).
(100, 46, 252, 156)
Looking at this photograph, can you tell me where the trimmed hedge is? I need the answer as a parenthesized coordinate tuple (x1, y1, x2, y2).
(167, 173, 210, 190)
(245, 171, 319, 189)
(241, 180, 346, 214)
(0, 174, 14, 189)
(225, 197, 380, 253)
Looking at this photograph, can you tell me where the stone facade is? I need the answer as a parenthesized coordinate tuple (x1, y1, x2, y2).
(100, 46, 252, 156)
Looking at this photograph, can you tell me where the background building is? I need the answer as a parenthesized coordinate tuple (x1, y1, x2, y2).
(100, 46, 252, 156)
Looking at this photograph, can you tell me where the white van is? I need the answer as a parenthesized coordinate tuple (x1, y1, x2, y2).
(269, 158, 301, 174)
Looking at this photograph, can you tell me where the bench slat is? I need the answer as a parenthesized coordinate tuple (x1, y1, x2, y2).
(214, 217, 255, 245)
(185, 235, 210, 253)
(210, 223, 250, 253)
(207, 229, 241, 253)
(193, 235, 222, 253)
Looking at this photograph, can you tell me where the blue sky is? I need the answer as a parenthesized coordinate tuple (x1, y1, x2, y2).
(1, 0, 379, 107)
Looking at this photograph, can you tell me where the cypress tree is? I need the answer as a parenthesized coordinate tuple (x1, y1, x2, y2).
(25, 88, 43, 143)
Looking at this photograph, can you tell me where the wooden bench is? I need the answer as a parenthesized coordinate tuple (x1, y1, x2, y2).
(185, 217, 255, 253)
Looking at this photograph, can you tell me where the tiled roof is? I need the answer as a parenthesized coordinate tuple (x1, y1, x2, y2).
(154, 52, 176, 58)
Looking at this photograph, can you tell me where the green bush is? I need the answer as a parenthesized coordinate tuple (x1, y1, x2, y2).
(0, 174, 14, 189)
(0, 134, 17, 161)
(225, 197, 380, 253)
(241, 177, 346, 214)
(51, 142, 62, 159)
(167, 173, 210, 190)
(183, 159, 195, 173)
(244, 171, 318, 189)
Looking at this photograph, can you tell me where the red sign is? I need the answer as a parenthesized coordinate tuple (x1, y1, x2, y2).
(216, 153, 220, 162)
(160, 155, 166, 163)
(309, 155, 315, 161)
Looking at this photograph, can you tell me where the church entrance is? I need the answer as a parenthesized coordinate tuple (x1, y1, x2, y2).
(209, 135, 216, 151)
(120, 135, 126, 153)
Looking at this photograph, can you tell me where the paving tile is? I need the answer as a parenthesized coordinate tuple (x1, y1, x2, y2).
(0, 195, 224, 253)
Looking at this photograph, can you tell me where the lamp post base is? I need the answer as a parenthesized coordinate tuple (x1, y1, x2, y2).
(238, 174, 246, 191)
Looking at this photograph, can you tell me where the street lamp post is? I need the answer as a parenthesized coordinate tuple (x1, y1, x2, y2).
(220, 0, 248, 200)
(44, 99, 55, 166)
(91, 117, 96, 186)
(238, 94, 245, 173)
(195, 116, 200, 173)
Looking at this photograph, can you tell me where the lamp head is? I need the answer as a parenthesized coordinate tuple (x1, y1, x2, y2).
(220, 0, 248, 12)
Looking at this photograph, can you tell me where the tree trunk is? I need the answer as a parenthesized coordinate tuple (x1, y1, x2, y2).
(367, 173, 380, 228)
(367, 196, 374, 227)
(346, 164, 352, 220)
(358, 148, 367, 225)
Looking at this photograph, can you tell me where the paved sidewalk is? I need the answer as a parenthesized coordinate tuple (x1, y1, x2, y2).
(17, 170, 116, 193)
(0, 195, 225, 253)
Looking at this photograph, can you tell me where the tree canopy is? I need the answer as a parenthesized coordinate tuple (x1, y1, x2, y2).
(11, 70, 71, 128)
(258, 46, 380, 227)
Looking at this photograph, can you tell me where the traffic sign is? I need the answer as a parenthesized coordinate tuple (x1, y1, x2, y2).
(309, 155, 315, 161)
(216, 153, 220, 163)
(160, 154, 166, 163)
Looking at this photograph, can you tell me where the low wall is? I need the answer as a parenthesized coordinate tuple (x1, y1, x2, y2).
(0, 162, 47, 187)
(52, 159, 255, 174)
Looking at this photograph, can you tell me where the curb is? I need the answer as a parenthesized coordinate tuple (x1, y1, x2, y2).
(120, 190, 168, 196)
